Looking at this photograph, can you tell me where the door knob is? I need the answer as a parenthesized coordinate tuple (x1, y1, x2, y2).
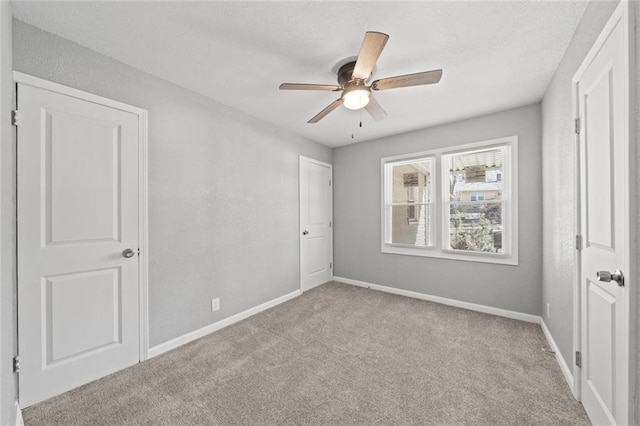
(302, 230, 309, 235)
(122, 248, 136, 258)
(596, 269, 624, 287)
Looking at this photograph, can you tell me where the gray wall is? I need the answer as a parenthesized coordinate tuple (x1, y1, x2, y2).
(0, 3, 16, 425)
(635, 1, 640, 420)
(12, 20, 331, 348)
(540, 0, 619, 371)
(333, 104, 542, 315)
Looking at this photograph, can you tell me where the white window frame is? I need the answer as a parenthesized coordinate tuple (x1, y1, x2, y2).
(382, 156, 436, 249)
(381, 136, 518, 266)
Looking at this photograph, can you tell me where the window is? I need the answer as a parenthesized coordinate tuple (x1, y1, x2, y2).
(382, 158, 434, 247)
(444, 146, 506, 255)
(403, 173, 421, 223)
(469, 192, 485, 201)
(381, 136, 517, 265)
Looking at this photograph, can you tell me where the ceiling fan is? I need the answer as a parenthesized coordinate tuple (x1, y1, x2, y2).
(279, 31, 443, 124)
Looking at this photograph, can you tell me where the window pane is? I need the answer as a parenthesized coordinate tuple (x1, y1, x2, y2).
(446, 148, 503, 202)
(391, 205, 431, 247)
(391, 160, 432, 203)
(448, 202, 503, 253)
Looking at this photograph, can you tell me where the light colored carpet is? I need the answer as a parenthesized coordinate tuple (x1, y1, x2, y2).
(23, 282, 589, 425)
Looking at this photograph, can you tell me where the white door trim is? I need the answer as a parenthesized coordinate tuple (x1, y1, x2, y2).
(571, 64, 582, 403)
(299, 155, 333, 292)
(571, 1, 636, 421)
(13, 71, 150, 362)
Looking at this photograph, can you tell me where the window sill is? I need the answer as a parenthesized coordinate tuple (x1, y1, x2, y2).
(381, 244, 518, 266)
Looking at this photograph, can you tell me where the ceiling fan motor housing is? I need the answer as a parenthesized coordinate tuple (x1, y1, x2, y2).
(337, 61, 365, 86)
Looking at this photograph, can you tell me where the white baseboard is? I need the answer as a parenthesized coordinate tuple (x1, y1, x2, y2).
(15, 402, 23, 426)
(333, 276, 541, 324)
(147, 289, 302, 359)
(540, 319, 574, 391)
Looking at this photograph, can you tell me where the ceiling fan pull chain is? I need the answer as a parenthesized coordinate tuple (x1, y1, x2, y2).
(351, 113, 357, 139)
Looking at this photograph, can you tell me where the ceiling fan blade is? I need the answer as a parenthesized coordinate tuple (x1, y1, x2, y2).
(279, 83, 342, 91)
(352, 31, 389, 80)
(365, 95, 387, 121)
(308, 98, 344, 123)
(372, 69, 443, 91)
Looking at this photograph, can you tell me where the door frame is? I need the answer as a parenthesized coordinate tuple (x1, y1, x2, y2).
(570, 0, 636, 420)
(13, 72, 150, 362)
(299, 155, 333, 292)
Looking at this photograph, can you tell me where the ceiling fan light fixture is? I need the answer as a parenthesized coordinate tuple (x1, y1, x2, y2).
(278, 31, 442, 123)
(342, 86, 371, 110)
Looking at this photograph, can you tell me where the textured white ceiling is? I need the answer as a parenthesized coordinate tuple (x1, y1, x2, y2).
(11, 1, 589, 148)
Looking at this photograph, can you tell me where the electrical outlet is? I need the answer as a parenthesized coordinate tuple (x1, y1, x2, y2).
(211, 298, 220, 312)
(546, 303, 550, 318)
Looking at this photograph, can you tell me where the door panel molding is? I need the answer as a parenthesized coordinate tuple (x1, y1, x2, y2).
(13, 72, 150, 403)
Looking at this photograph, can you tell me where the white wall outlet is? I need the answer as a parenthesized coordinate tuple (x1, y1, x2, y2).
(211, 298, 220, 312)
(546, 303, 550, 318)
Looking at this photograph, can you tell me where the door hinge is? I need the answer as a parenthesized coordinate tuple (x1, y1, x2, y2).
(575, 235, 582, 250)
(575, 351, 582, 368)
(329, 262, 332, 269)
(12, 356, 20, 373)
(329, 180, 332, 187)
(11, 110, 19, 126)
(574, 117, 580, 135)
(329, 221, 332, 228)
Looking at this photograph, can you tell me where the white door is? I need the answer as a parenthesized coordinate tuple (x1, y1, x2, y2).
(17, 82, 141, 407)
(299, 156, 332, 291)
(575, 3, 633, 424)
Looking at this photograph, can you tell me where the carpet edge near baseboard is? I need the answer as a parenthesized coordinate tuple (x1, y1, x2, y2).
(142, 278, 578, 406)
(333, 276, 540, 323)
(334, 276, 578, 398)
(540, 319, 576, 396)
(147, 289, 302, 359)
